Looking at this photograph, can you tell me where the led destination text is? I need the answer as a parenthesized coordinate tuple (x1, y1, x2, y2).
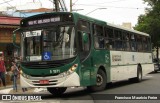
(28, 17, 60, 25)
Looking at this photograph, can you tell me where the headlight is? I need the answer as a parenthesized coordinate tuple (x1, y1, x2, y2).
(61, 64, 78, 76)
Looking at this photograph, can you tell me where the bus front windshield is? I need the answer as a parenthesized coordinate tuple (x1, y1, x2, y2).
(22, 26, 76, 61)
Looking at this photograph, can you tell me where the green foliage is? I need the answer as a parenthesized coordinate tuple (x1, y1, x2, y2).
(134, 0, 160, 48)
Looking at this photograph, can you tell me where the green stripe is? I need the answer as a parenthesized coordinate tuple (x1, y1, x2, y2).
(111, 63, 153, 67)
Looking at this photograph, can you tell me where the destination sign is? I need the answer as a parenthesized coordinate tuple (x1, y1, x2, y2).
(21, 13, 73, 27)
(28, 17, 60, 26)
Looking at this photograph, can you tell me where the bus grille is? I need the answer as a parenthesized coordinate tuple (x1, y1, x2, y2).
(21, 57, 75, 69)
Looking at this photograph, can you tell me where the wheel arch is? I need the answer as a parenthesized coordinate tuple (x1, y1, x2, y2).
(98, 65, 107, 75)
(97, 65, 108, 82)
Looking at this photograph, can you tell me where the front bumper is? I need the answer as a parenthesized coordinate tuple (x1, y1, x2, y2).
(20, 72, 80, 88)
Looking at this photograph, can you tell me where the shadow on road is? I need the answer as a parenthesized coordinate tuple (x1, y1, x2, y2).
(106, 78, 150, 90)
(42, 88, 93, 100)
(41, 77, 151, 100)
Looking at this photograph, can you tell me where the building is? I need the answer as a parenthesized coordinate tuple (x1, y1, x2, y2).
(0, 13, 21, 71)
(122, 22, 132, 29)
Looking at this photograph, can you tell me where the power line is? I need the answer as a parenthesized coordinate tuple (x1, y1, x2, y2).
(38, 0, 42, 7)
(2, 0, 28, 17)
(72, 0, 128, 7)
(75, 4, 145, 10)
(72, 0, 79, 6)
(0, 0, 14, 5)
(3, 0, 13, 7)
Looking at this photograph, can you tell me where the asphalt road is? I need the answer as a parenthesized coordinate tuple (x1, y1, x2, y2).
(2, 71, 160, 103)
(41, 71, 160, 103)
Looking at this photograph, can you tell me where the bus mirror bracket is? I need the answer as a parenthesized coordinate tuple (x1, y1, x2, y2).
(13, 28, 20, 48)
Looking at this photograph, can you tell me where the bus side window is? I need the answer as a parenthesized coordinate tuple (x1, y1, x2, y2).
(137, 35, 142, 52)
(93, 24, 104, 49)
(115, 30, 123, 50)
(105, 39, 114, 50)
(142, 37, 148, 52)
(147, 37, 151, 52)
(124, 33, 130, 51)
(131, 34, 136, 51)
(95, 37, 104, 49)
(105, 27, 114, 50)
(93, 25, 103, 36)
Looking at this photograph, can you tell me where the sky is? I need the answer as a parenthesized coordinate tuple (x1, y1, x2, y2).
(0, 0, 149, 27)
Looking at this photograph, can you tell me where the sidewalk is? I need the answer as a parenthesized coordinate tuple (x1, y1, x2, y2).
(0, 84, 48, 94)
(0, 85, 34, 94)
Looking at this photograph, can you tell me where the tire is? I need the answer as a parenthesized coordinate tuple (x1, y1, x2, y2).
(47, 87, 67, 96)
(87, 69, 107, 92)
(135, 66, 142, 82)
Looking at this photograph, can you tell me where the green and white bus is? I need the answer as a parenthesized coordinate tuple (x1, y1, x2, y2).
(14, 12, 154, 95)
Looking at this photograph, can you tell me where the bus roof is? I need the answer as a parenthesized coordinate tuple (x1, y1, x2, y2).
(107, 23, 149, 36)
(20, 12, 149, 36)
(72, 12, 149, 36)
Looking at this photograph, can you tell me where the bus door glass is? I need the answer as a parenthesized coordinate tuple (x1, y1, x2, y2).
(77, 20, 92, 85)
(77, 20, 91, 61)
(24, 30, 42, 61)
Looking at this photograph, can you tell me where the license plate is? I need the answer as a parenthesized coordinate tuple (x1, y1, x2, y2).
(39, 80, 49, 84)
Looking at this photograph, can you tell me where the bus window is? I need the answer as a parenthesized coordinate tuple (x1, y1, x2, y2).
(142, 36, 148, 52)
(78, 32, 91, 61)
(147, 37, 151, 52)
(25, 35, 41, 56)
(77, 20, 90, 33)
(106, 28, 114, 38)
(95, 37, 104, 49)
(105, 39, 115, 50)
(137, 35, 143, 52)
(105, 27, 114, 50)
(115, 30, 123, 50)
(131, 34, 137, 51)
(77, 20, 91, 61)
(123, 33, 130, 51)
(93, 24, 104, 49)
(93, 25, 103, 36)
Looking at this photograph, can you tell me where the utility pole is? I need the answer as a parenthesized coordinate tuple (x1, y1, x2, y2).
(70, 0, 72, 12)
(55, 0, 59, 12)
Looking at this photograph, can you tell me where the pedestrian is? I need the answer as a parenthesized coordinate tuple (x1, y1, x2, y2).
(11, 61, 19, 92)
(0, 55, 6, 87)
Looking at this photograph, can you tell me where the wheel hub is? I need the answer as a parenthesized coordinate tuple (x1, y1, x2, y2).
(97, 74, 103, 86)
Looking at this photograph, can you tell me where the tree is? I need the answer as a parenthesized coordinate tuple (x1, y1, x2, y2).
(134, 0, 160, 59)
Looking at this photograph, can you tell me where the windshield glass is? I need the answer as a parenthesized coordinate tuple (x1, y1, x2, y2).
(21, 26, 76, 61)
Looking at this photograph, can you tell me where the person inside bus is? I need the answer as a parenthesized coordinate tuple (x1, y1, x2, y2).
(131, 34, 136, 51)
(105, 39, 110, 49)
(125, 34, 130, 51)
(137, 35, 143, 51)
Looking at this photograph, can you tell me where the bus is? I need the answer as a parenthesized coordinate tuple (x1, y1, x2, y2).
(13, 12, 154, 95)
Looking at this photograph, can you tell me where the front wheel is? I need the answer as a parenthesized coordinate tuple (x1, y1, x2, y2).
(47, 87, 67, 96)
(87, 69, 107, 92)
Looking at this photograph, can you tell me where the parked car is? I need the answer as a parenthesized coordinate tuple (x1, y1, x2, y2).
(153, 58, 160, 72)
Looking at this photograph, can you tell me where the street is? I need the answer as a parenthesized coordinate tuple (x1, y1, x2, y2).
(1, 71, 160, 103)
